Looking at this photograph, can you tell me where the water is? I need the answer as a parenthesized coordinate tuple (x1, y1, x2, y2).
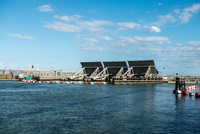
(0, 81, 200, 134)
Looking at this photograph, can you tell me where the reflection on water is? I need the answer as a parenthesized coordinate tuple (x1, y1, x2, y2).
(0, 81, 200, 133)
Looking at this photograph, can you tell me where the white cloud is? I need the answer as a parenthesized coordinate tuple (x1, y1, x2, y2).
(38, 5, 54, 12)
(77, 35, 112, 52)
(54, 15, 83, 22)
(179, 11, 192, 23)
(149, 26, 161, 33)
(115, 42, 127, 47)
(45, 22, 81, 32)
(184, 3, 200, 13)
(83, 37, 98, 43)
(7, 33, 36, 40)
(81, 43, 106, 52)
(153, 40, 200, 69)
(115, 49, 132, 54)
(46, 15, 112, 32)
(112, 40, 200, 70)
(119, 36, 170, 45)
(187, 41, 200, 46)
(174, 9, 180, 14)
(81, 20, 112, 31)
(179, 3, 200, 23)
(149, 47, 162, 55)
(99, 36, 113, 41)
(153, 3, 200, 26)
(153, 14, 176, 26)
(117, 22, 141, 30)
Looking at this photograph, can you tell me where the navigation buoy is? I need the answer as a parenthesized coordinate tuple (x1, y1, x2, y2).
(66, 81, 70, 84)
(84, 82, 88, 84)
(72, 82, 75, 84)
(54, 81, 58, 84)
(90, 82, 94, 85)
(102, 82, 106, 85)
(195, 92, 200, 97)
(60, 81, 64, 84)
(96, 82, 101, 85)
(183, 91, 188, 95)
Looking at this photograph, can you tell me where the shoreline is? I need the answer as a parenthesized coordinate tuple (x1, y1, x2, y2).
(0, 79, 198, 85)
(0, 79, 18, 81)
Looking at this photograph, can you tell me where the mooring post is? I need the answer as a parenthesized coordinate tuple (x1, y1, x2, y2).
(175, 77, 180, 91)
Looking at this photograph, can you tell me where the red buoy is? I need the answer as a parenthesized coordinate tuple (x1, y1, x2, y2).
(72, 82, 75, 84)
(60, 81, 64, 84)
(183, 91, 188, 95)
(84, 82, 88, 84)
(195, 92, 200, 97)
(96, 82, 101, 85)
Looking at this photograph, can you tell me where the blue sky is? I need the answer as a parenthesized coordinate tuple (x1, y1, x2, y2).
(0, 0, 200, 75)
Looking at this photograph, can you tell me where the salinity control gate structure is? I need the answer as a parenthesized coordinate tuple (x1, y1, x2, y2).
(68, 60, 162, 84)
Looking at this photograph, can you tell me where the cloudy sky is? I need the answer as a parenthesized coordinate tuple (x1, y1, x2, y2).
(0, 0, 200, 75)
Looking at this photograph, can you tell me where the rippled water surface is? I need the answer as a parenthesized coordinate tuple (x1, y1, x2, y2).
(1, 81, 200, 134)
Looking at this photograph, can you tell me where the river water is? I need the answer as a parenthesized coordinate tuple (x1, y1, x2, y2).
(0, 81, 200, 134)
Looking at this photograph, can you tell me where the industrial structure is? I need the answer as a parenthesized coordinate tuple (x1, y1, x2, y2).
(127, 60, 158, 77)
(68, 60, 161, 84)
(103, 61, 128, 79)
